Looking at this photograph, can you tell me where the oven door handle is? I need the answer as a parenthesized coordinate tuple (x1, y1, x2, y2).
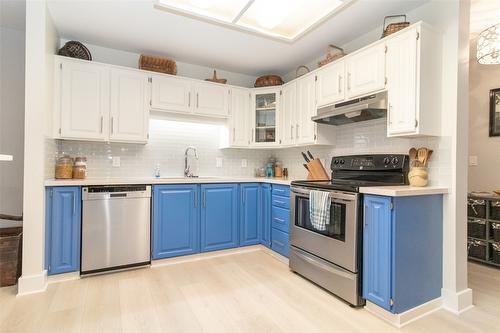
(291, 186, 358, 202)
(293, 248, 355, 280)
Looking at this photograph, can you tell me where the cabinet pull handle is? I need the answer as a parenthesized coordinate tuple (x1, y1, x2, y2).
(364, 205, 367, 227)
(111, 117, 114, 135)
(100, 116, 103, 133)
(242, 188, 245, 204)
(274, 217, 285, 223)
(188, 92, 191, 107)
(296, 124, 299, 139)
(196, 93, 199, 108)
(73, 193, 77, 216)
(274, 200, 285, 205)
(388, 104, 393, 124)
(252, 129, 254, 142)
(194, 191, 197, 208)
(233, 128, 235, 142)
(347, 72, 351, 91)
(203, 191, 206, 208)
(338, 75, 342, 93)
(290, 125, 294, 140)
(275, 189, 284, 193)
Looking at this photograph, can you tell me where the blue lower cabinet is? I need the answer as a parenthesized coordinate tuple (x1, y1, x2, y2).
(240, 183, 261, 246)
(260, 184, 271, 247)
(201, 184, 239, 252)
(363, 194, 443, 314)
(363, 195, 393, 310)
(152, 185, 199, 259)
(45, 187, 81, 275)
(271, 228, 289, 257)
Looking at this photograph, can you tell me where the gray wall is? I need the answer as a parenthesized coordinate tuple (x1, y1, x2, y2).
(468, 35, 500, 192)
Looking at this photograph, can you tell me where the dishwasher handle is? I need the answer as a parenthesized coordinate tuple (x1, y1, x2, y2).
(82, 185, 151, 200)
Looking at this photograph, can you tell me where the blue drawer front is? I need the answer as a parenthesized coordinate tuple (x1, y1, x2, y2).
(272, 185, 290, 198)
(271, 228, 289, 257)
(272, 206, 290, 233)
(272, 194, 290, 209)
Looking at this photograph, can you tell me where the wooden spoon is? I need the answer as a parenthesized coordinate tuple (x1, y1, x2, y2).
(409, 148, 417, 161)
(417, 148, 428, 166)
(423, 150, 433, 166)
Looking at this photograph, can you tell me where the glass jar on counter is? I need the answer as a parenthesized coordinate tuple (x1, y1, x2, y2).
(55, 155, 73, 179)
(72, 156, 87, 179)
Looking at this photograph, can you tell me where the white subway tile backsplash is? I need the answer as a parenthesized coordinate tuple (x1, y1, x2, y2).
(46, 117, 450, 187)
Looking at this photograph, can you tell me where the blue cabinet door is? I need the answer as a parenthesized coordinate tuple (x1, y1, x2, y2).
(363, 195, 393, 310)
(152, 185, 199, 259)
(201, 184, 238, 252)
(260, 184, 271, 247)
(240, 183, 260, 246)
(45, 187, 81, 275)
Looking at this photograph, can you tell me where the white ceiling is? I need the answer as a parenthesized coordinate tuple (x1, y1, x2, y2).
(46, 0, 427, 76)
(0, 0, 25, 31)
(470, 0, 500, 35)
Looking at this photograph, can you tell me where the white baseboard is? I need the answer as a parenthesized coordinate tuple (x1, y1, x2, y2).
(151, 245, 262, 268)
(365, 297, 443, 328)
(442, 288, 474, 314)
(48, 271, 80, 284)
(17, 270, 47, 296)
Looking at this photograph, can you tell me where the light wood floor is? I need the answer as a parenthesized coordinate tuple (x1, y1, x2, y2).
(1, 249, 499, 333)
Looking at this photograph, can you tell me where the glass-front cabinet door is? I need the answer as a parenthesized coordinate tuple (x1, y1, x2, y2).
(251, 88, 280, 146)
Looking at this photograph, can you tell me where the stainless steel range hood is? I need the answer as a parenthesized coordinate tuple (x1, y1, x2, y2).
(312, 92, 387, 126)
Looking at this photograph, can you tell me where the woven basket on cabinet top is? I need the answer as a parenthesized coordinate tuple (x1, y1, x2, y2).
(58, 41, 92, 61)
(254, 75, 284, 88)
(139, 54, 177, 75)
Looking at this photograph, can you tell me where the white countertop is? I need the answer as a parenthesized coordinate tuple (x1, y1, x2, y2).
(359, 186, 448, 197)
(44, 176, 292, 187)
(0, 154, 13, 161)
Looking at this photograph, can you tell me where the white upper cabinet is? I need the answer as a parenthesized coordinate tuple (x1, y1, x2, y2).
(229, 87, 250, 147)
(316, 61, 345, 107)
(109, 68, 150, 143)
(386, 24, 441, 137)
(59, 60, 110, 141)
(296, 74, 317, 144)
(280, 82, 297, 146)
(193, 82, 229, 118)
(151, 75, 192, 114)
(345, 43, 386, 99)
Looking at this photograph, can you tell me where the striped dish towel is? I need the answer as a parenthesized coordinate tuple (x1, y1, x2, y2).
(309, 190, 331, 231)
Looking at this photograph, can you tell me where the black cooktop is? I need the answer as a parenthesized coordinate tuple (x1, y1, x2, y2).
(291, 154, 410, 193)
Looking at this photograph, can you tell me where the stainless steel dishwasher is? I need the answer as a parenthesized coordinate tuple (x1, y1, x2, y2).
(81, 185, 151, 275)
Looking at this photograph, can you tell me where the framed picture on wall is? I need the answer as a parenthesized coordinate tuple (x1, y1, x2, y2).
(490, 88, 500, 136)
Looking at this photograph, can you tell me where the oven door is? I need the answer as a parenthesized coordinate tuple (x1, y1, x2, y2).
(290, 185, 360, 273)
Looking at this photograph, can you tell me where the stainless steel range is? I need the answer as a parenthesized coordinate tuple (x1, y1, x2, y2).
(289, 154, 409, 306)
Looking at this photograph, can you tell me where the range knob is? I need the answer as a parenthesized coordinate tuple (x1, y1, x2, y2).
(334, 159, 339, 165)
(391, 157, 399, 165)
(383, 157, 391, 165)
(340, 159, 345, 165)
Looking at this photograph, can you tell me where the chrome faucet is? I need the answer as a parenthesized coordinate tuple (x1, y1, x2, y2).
(184, 146, 199, 178)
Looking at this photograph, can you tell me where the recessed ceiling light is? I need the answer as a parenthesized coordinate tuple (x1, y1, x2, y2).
(156, 0, 349, 42)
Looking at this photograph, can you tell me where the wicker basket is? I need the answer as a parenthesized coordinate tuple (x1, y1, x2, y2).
(381, 15, 410, 38)
(0, 227, 22, 287)
(295, 65, 310, 78)
(58, 41, 92, 61)
(318, 45, 346, 67)
(205, 70, 227, 84)
(254, 75, 284, 88)
(139, 54, 177, 75)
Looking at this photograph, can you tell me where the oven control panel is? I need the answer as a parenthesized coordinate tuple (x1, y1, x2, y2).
(331, 154, 409, 171)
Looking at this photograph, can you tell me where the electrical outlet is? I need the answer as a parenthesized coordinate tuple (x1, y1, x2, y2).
(241, 159, 247, 168)
(216, 157, 223, 168)
(469, 156, 478, 166)
(112, 156, 121, 167)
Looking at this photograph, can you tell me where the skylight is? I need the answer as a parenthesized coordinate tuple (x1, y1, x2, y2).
(156, 0, 348, 42)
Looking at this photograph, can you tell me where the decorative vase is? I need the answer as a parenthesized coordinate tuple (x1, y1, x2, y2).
(408, 166, 428, 187)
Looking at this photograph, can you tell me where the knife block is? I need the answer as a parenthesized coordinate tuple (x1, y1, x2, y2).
(306, 159, 330, 180)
